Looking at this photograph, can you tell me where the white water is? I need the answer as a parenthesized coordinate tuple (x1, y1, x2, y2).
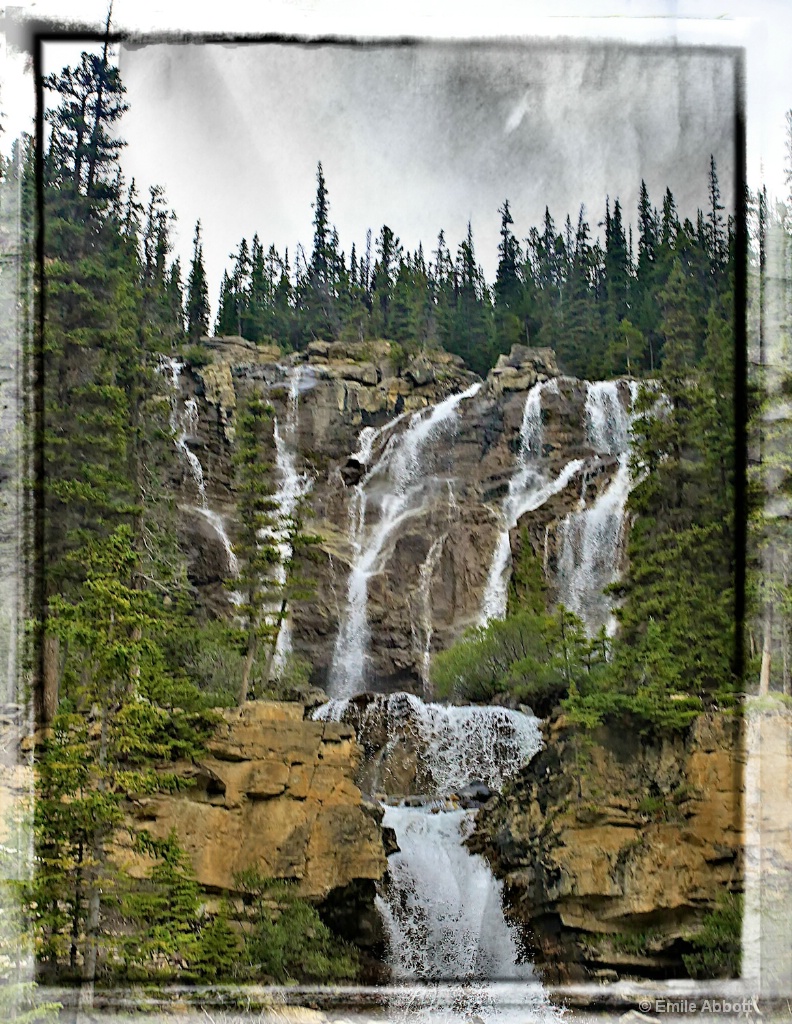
(159, 355, 238, 577)
(556, 380, 638, 634)
(270, 367, 312, 672)
(481, 379, 584, 625)
(329, 383, 482, 697)
(315, 692, 551, 1017)
(377, 806, 530, 982)
(412, 536, 446, 691)
(315, 691, 542, 795)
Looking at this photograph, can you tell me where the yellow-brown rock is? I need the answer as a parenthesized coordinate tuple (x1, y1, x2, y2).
(114, 700, 387, 902)
(469, 711, 743, 983)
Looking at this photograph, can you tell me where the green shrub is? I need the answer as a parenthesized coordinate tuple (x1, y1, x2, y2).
(180, 343, 212, 368)
(232, 871, 359, 984)
(682, 892, 742, 979)
(193, 914, 242, 982)
(431, 605, 602, 716)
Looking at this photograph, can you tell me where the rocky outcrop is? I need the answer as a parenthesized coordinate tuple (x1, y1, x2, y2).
(170, 339, 629, 692)
(114, 700, 388, 948)
(488, 344, 560, 394)
(469, 712, 743, 983)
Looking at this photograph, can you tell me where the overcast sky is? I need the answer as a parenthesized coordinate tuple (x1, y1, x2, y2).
(43, 39, 728, 320)
(0, 5, 782, 325)
(100, 43, 735, 293)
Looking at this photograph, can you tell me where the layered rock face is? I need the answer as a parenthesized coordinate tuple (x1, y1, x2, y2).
(167, 337, 631, 696)
(114, 700, 388, 947)
(468, 712, 743, 983)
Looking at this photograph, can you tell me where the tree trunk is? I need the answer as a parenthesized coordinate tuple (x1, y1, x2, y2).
(239, 632, 258, 705)
(759, 611, 772, 696)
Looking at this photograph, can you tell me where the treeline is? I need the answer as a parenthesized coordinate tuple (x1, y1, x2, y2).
(0, 47, 348, 996)
(189, 159, 734, 379)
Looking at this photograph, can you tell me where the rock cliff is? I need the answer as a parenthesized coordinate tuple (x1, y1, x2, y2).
(113, 700, 388, 950)
(168, 337, 627, 694)
(468, 712, 743, 983)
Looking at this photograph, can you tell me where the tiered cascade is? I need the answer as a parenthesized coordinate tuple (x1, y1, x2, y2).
(160, 355, 238, 575)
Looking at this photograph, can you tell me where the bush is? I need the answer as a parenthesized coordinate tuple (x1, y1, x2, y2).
(180, 343, 212, 367)
(431, 606, 602, 716)
(682, 892, 742, 979)
(234, 870, 359, 984)
(193, 915, 242, 982)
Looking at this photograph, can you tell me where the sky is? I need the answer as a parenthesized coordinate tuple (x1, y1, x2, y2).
(3, 3, 792, 321)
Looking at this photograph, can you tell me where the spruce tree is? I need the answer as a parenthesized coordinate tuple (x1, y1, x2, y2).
(186, 220, 210, 341)
(232, 394, 281, 704)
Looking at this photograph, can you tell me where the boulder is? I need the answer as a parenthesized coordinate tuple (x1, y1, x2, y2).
(404, 354, 436, 387)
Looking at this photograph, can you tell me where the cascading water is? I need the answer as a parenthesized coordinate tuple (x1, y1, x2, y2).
(159, 356, 238, 575)
(315, 693, 556, 1022)
(556, 380, 638, 634)
(329, 383, 482, 697)
(269, 367, 312, 673)
(313, 380, 576, 1021)
(377, 806, 529, 983)
(480, 379, 590, 625)
(315, 692, 541, 796)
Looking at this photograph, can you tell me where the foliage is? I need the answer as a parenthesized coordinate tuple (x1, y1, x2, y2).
(682, 892, 742, 979)
(431, 605, 607, 716)
(208, 158, 735, 381)
(191, 914, 242, 982)
(233, 870, 359, 984)
(118, 831, 202, 979)
(231, 394, 282, 704)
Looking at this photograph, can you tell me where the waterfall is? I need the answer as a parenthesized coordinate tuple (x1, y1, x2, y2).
(316, 692, 555, 1021)
(413, 536, 446, 691)
(556, 380, 638, 634)
(315, 692, 541, 795)
(270, 367, 312, 672)
(329, 383, 482, 697)
(377, 807, 530, 983)
(481, 380, 577, 625)
(585, 379, 632, 455)
(159, 356, 238, 576)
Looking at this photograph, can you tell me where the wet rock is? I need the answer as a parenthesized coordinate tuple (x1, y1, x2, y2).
(382, 826, 400, 856)
(340, 456, 366, 486)
(454, 779, 494, 807)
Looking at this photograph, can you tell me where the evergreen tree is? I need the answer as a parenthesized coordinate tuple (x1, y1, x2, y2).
(310, 161, 331, 283)
(707, 154, 726, 267)
(185, 220, 210, 341)
(494, 199, 525, 353)
(231, 394, 281, 704)
(371, 224, 402, 335)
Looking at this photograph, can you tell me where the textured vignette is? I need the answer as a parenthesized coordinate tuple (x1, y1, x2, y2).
(2, 10, 788, 1018)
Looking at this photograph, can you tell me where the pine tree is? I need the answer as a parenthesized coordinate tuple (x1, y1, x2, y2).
(707, 154, 726, 267)
(43, 48, 128, 203)
(310, 161, 331, 284)
(494, 199, 525, 353)
(186, 220, 210, 341)
(371, 224, 402, 336)
(232, 394, 281, 704)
